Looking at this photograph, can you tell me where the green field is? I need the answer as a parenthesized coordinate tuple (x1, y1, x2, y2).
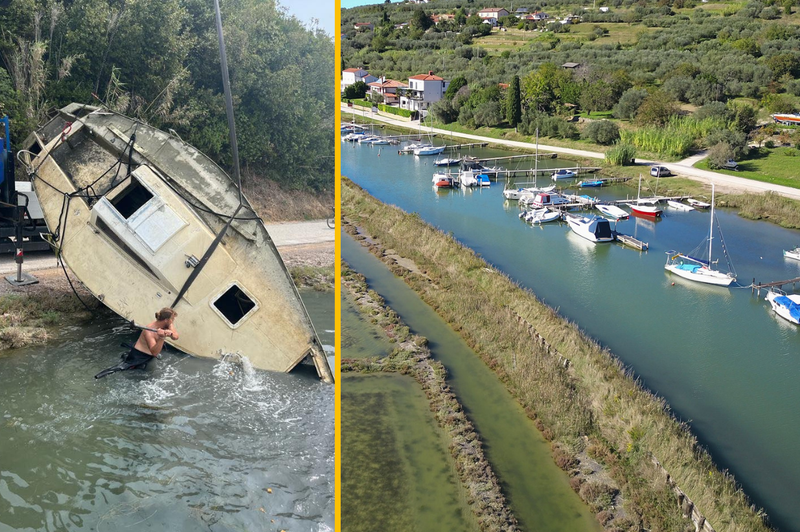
(695, 146, 800, 189)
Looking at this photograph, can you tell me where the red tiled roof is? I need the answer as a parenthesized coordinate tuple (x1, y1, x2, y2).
(369, 79, 408, 88)
(343, 68, 363, 73)
(479, 8, 507, 12)
(409, 73, 444, 81)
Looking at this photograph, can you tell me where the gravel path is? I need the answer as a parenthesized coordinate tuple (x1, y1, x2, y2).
(1, 220, 334, 278)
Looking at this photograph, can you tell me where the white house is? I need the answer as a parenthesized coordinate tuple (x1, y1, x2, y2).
(399, 71, 450, 112)
(368, 78, 408, 106)
(341, 68, 378, 94)
(477, 7, 510, 19)
(354, 22, 374, 31)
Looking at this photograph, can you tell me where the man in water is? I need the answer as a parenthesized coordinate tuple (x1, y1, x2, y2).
(134, 307, 180, 359)
(95, 308, 180, 379)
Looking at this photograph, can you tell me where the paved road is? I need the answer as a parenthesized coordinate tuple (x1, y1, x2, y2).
(344, 103, 800, 200)
(0, 220, 334, 275)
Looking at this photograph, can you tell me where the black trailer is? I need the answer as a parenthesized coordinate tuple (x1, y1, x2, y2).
(0, 116, 50, 255)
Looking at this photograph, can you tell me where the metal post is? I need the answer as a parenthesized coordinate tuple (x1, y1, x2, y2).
(5, 204, 38, 286)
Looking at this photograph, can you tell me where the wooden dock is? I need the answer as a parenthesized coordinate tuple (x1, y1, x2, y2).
(498, 166, 601, 179)
(614, 232, 649, 251)
(444, 142, 488, 151)
(751, 277, 800, 294)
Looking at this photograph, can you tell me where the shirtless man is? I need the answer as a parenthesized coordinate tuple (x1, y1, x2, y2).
(134, 307, 180, 359)
(94, 308, 181, 379)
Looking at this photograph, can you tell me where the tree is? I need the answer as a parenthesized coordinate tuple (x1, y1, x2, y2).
(612, 88, 648, 119)
(582, 120, 620, 144)
(505, 75, 522, 127)
(410, 8, 433, 31)
(580, 80, 615, 115)
(707, 142, 735, 169)
(473, 101, 503, 127)
(444, 76, 467, 100)
(635, 91, 679, 126)
(343, 81, 368, 100)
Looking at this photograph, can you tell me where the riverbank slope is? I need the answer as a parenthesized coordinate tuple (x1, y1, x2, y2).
(342, 177, 772, 532)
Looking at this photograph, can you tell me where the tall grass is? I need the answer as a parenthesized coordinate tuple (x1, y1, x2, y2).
(605, 142, 637, 166)
(343, 178, 774, 532)
(620, 115, 725, 157)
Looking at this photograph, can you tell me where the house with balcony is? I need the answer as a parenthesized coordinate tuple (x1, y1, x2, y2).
(341, 68, 378, 94)
(368, 78, 408, 106)
(399, 71, 449, 112)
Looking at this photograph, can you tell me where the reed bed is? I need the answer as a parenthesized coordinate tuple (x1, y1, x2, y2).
(343, 178, 774, 532)
(342, 264, 519, 532)
(619, 116, 725, 157)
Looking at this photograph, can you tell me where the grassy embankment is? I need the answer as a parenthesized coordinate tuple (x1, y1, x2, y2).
(342, 264, 518, 532)
(343, 178, 773, 532)
(0, 280, 101, 351)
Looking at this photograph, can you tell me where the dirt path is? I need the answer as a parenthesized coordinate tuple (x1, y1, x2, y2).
(0, 220, 334, 296)
(344, 103, 800, 200)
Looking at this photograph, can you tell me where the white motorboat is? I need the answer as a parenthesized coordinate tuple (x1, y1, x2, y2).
(400, 142, 431, 153)
(766, 290, 800, 325)
(521, 208, 561, 224)
(783, 247, 800, 261)
(415, 145, 446, 156)
(551, 169, 577, 180)
(664, 183, 736, 287)
(565, 214, 615, 243)
(686, 198, 710, 209)
(596, 204, 629, 220)
(434, 157, 461, 167)
(530, 192, 570, 209)
(667, 200, 694, 211)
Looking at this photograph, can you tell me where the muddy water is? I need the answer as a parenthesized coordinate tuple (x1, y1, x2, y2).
(343, 235, 601, 532)
(0, 291, 334, 532)
(342, 373, 479, 532)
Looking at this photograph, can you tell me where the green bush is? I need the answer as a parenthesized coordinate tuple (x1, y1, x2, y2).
(582, 120, 620, 145)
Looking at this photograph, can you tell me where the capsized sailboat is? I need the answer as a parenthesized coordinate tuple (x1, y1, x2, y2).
(664, 183, 736, 287)
(19, 103, 333, 381)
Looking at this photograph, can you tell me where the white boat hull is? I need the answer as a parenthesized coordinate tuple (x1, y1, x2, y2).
(664, 263, 735, 286)
(784, 248, 800, 261)
(766, 291, 800, 324)
(566, 215, 614, 243)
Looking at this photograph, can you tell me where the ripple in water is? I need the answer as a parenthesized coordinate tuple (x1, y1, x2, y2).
(0, 327, 334, 532)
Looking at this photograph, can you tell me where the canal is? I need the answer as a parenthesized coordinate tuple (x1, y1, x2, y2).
(343, 235, 601, 532)
(0, 291, 334, 532)
(343, 139, 800, 532)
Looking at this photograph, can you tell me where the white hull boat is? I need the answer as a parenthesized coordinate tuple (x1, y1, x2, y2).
(415, 145, 446, 156)
(667, 200, 694, 211)
(784, 247, 800, 261)
(686, 198, 710, 209)
(520, 208, 561, 224)
(766, 290, 800, 325)
(565, 214, 614, 242)
(551, 169, 577, 180)
(596, 204, 629, 220)
(664, 183, 735, 287)
(20, 103, 333, 381)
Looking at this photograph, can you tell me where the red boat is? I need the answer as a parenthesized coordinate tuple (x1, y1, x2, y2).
(629, 202, 662, 217)
(432, 174, 454, 188)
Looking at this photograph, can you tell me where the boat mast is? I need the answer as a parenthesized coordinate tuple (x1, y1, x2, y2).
(534, 127, 539, 186)
(709, 182, 715, 264)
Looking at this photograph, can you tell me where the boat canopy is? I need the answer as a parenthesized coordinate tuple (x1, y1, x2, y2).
(774, 295, 800, 322)
(590, 218, 612, 239)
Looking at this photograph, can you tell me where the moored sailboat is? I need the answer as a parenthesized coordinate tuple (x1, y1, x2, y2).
(664, 183, 736, 287)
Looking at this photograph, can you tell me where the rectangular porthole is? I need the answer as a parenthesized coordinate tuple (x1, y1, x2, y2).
(212, 284, 257, 327)
(111, 178, 153, 219)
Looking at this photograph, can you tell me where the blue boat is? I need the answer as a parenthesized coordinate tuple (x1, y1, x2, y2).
(476, 174, 491, 187)
(578, 179, 603, 188)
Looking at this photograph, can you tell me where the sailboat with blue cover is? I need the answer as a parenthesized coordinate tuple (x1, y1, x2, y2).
(664, 183, 736, 286)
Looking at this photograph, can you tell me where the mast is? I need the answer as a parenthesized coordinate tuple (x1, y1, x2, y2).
(534, 127, 539, 186)
(709, 182, 715, 264)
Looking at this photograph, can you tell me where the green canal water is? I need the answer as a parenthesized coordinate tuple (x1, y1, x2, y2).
(343, 235, 602, 532)
(0, 291, 334, 532)
(342, 373, 479, 532)
(343, 139, 800, 532)
(341, 294, 392, 359)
